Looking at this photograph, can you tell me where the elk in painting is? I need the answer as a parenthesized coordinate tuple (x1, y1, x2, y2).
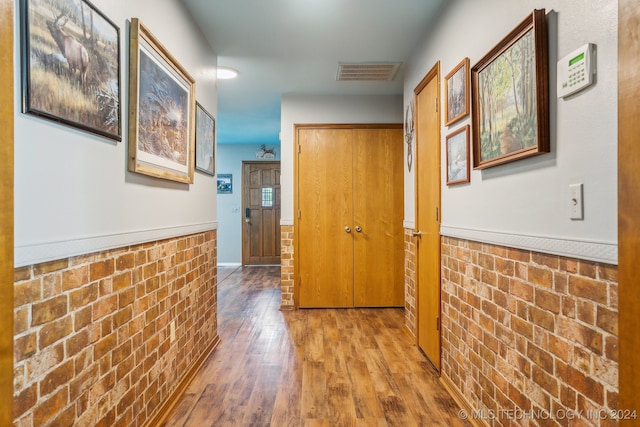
(46, 12, 89, 85)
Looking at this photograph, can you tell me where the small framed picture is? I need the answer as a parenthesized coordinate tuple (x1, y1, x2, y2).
(444, 57, 470, 126)
(217, 173, 232, 194)
(195, 103, 215, 176)
(446, 125, 470, 185)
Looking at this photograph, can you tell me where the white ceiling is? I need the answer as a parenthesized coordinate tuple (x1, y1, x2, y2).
(181, 0, 447, 145)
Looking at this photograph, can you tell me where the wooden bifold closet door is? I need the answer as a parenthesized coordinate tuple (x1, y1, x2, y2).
(296, 125, 404, 308)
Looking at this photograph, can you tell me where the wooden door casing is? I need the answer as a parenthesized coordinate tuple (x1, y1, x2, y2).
(353, 128, 404, 307)
(297, 128, 354, 307)
(242, 161, 281, 265)
(415, 63, 442, 370)
(618, 0, 640, 413)
(0, 0, 13, 424)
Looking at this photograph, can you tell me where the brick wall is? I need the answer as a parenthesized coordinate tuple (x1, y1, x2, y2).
(441, 236, 618, 426)
(404, 228, 417, 337)
(13, 231, 218, 427)
(281, 225, 294, 308)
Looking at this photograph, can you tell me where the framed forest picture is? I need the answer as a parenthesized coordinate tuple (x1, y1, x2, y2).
(471, 9, 549, 169)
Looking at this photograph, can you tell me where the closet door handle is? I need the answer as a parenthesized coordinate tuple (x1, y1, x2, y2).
(345, 226, 352, 233)
(355, 226, 362, 232)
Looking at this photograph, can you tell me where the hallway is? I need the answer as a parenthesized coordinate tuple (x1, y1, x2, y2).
(163, 266, 470, 426)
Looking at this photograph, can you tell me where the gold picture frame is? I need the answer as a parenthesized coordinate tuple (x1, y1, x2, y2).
(128, 18, 196, 183)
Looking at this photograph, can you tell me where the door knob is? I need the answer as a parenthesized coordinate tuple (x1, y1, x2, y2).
(345, 226, 351, 233)
(355, 226, 362, 232)
(412, 230, 422, 237)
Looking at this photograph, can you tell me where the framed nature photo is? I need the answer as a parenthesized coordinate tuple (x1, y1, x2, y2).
(195, 102, 215, 176)
(217, 174, 232, 194)
(471, 9, 549, 169)
(445, 57, 470, 126)
(446, 125, 470, 185)
(128, 18, 196, 183)
(21, 0, 121, 141)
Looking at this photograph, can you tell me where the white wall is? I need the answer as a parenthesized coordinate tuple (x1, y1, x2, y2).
(280, 94, 403, 224)
(14, 0, 218, 266)
(216, 143, 281, 264)
(404, 0, 617, 263)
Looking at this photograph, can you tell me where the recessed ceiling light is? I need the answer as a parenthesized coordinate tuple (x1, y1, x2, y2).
(217, 67, 238, 80)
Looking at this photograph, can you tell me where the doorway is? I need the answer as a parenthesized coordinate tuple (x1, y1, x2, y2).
(242, 161, 281, 265)
(414, 63, 442, 370)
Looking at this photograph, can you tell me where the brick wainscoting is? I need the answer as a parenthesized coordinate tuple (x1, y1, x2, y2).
(404, 228, 417, 338)
(440, 237, 618, 426)
(13, 231, 219, 427)
(281, 225, 295, 309)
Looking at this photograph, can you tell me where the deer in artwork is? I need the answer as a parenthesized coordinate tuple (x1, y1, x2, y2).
(46, 12, 89, 86)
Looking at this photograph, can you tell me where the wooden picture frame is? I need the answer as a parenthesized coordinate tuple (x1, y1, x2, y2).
(195, 102, 215, 176)
(471, 9, 549, 169)
(128, 18, 195, 183)
(445, 57, 470, 126)
(446, 125, 470, 185)
(217, 174, 232, 194)
(20, 0, 121, 141)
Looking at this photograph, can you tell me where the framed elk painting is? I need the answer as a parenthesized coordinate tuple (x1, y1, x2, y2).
(20, 0, 121, 141)
(471, 9, 549, 169)
(128, 18, 196, 184)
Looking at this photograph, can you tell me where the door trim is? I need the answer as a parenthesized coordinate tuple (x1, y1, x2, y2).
(293, 123, 403, 308)
(0, 0, 14, 423)
(413, 62, 442, 369)
(618, 0, 639, 412)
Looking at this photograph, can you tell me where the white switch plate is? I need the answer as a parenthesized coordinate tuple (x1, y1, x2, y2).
(569, 184, 583, 220)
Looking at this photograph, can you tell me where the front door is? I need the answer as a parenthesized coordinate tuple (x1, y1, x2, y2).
(242, 161, 281, 265)
(415, 64, 442, 370)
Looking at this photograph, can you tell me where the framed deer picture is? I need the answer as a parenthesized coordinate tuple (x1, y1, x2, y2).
(20, 0, 121, 141)
(128, 18, 196, 184)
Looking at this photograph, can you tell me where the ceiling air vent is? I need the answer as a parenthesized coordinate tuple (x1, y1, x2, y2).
(336, 62, 402, 81)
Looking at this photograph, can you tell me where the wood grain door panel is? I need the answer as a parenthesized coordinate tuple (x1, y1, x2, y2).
(0, 0, 14, 423)
(298, 128, 354, 307)
(619, 0, 640, 412)
(353, 128, 404, 307)
(242, 162, 281, 265)
(415, 65, 442, 370)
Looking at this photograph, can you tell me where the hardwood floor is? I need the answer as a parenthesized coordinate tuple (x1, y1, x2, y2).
(163, 266, 470, 427)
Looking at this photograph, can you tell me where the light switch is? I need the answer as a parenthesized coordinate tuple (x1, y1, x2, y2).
(569, 184, 583, 220)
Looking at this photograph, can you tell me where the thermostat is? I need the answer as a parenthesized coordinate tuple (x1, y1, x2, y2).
(557, 43, 596, 98)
